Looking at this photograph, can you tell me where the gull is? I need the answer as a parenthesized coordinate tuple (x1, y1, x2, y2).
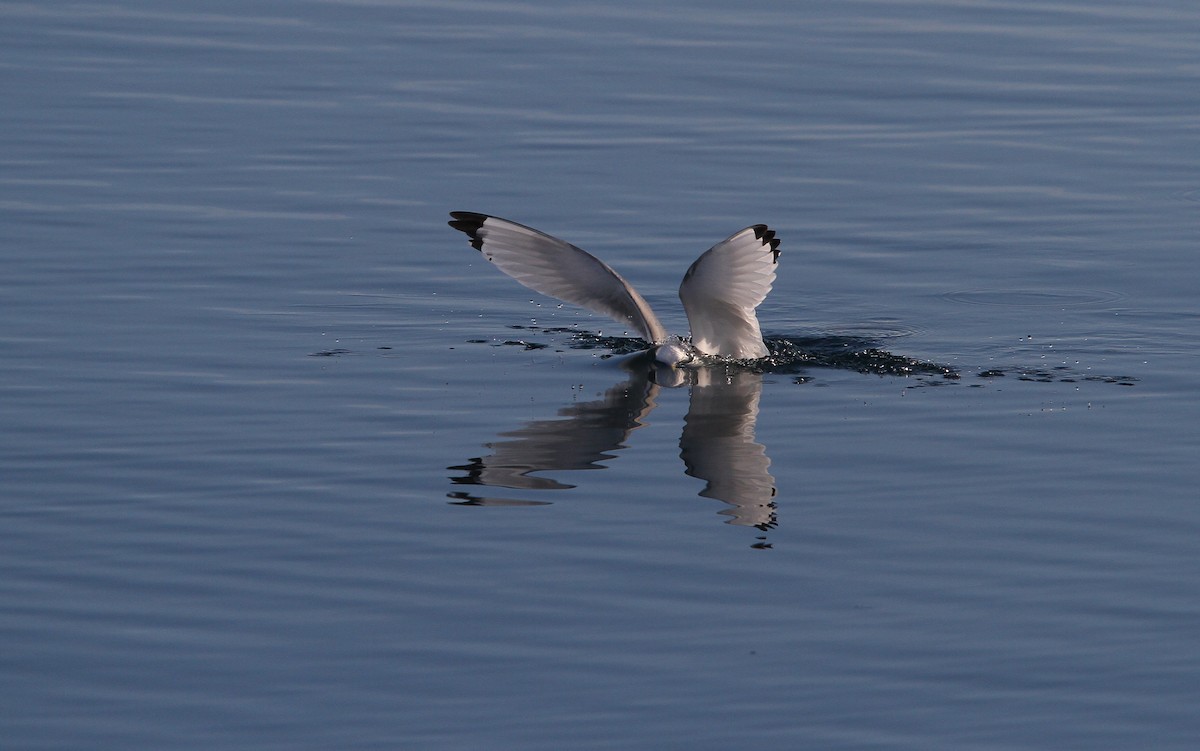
(448, 212, 781, 366)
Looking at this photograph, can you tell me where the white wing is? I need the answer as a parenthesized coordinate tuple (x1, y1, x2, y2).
(449, 212, 668, 344)
(679, 225, 780, 359)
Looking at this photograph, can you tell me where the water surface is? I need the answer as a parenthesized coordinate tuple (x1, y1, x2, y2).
(3, 1, 1198, 749)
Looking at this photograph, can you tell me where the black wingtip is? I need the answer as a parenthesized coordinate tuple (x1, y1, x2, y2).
(751, 224, 781, 262)
(448, 211, 488, 251)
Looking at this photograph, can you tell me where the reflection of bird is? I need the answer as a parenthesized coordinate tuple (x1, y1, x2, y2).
(448, 361, 779, 531)
(448, 370, 659, 492)
(679, 368, 777, 530)
(448, 212, 780, 366)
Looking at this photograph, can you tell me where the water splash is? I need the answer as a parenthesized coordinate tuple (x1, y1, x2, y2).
(473, 325, 1137, 387)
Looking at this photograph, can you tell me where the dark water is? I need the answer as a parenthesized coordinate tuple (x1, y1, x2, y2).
(3, 1, 1198, 749)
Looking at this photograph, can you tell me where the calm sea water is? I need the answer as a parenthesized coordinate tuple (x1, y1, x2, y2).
(3, 1, 1198, 749)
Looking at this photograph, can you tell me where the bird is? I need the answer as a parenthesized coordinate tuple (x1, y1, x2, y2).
(448, 212, 781, 367)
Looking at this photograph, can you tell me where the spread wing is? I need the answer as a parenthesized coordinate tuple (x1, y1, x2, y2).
(448, 212, 668, 344)
(678, 225, 780, 359)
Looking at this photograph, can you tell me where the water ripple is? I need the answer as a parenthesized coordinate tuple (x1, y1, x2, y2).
(943, 288, 1125, 308)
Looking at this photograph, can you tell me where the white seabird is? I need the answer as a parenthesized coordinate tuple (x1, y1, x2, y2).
(448, 212, 781, 366)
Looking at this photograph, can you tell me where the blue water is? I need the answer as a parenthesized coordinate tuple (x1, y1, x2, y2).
(3, 1, 1198, 749)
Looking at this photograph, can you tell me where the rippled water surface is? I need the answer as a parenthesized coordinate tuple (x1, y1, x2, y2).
(3, 1, 1198, 749)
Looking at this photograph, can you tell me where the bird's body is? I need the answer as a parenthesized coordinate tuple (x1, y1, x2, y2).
(448, 212, 781, 367)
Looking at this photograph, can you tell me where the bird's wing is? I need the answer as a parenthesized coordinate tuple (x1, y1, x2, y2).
(678, 225, 780, 359)
(449, 212, 668, 344)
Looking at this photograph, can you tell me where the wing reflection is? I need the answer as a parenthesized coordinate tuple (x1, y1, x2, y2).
(679, 368, 777, 530)
(448, 369, 659, 495)
(449, 358, 782, 534)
